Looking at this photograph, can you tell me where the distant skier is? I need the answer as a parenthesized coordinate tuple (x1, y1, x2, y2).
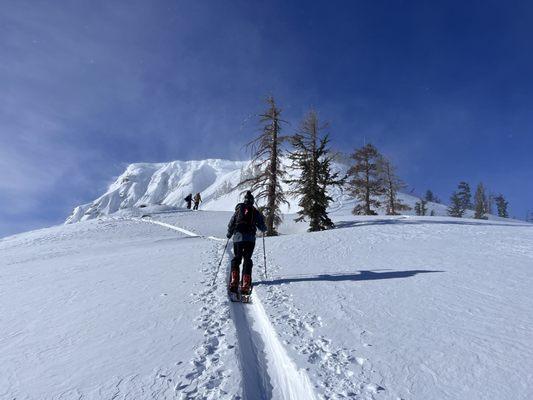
(193, 192, 202, 210)
(226, 191, 267, 296)
(184, 193, 193, 209)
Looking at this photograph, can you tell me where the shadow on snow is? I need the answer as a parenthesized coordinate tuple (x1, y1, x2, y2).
(334, 218, 530, 229)
(254, 269, 443, 286)
(225, 244, 273, 400)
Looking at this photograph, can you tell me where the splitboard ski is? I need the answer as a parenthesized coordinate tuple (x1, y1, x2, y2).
(228, 291, 240, 302)
(228, 287, 253, 303)
(240, 291, 252, 303)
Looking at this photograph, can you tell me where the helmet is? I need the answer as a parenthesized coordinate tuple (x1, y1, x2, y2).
(244, 190, 254, 205)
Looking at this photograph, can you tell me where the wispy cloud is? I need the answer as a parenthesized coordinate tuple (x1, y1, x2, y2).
(1, 0, 531, 236)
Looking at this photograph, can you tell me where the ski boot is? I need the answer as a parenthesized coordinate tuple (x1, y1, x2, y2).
(240, 274, 252, 303)
(228, 269, 240, 301)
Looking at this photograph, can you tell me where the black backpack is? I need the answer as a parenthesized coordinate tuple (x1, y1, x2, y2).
(234, 203, 255, 234)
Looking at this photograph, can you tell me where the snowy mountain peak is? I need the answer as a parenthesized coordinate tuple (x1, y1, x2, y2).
(66, 159, 250, 223)
(66, 157, 505, 224)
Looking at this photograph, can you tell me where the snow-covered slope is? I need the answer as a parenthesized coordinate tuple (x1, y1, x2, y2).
(2, 209, 532, 399)
(66, 159, 249, 223)
(66, 158, 467, 224)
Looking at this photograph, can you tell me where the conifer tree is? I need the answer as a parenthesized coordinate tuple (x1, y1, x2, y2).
(447, 191, 465, 217)
(286, 111, 345, 231)
(346, 143, 385, 215)
(424, 190, 441, 204)
(474, 182, 488, 219)
(487, 193, 495, 215)
(457, 181, 472, 210)
(494, 194, 509, 218)
(239, 96, 288, 236)
(415, 199, 428, 216)
(380, 158, 410, 215)
(425, 190, 435, 202)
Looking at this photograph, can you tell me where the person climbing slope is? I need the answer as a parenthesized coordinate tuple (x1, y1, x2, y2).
(184, 193, 193, 209)
(193, 192, 202, 210)
(226, 191, 266, 297)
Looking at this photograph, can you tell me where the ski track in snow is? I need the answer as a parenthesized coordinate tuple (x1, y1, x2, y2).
(259, 260, 385, 400)
(134, 216, 319, 400)
(134, 216, 225, 242)
(244, 296, 318, 400)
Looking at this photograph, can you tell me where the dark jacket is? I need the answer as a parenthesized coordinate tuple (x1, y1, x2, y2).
(227, 204, 267, 242)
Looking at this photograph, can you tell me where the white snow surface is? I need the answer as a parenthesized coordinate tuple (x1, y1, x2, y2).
(66, 158, 504, 224)
(65, 159, 250, 223)
(2, 206, 532, 399)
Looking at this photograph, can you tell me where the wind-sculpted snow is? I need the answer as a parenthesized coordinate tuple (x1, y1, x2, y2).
(65, 157, 471, 225)
(65, 159, 249, 223)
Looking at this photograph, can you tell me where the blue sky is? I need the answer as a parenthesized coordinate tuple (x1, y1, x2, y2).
(1, 0, 532, 237)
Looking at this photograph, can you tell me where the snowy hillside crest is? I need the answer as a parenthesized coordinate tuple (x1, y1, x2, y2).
(66, 158, 491, 224)
(66, 159, 248, 223)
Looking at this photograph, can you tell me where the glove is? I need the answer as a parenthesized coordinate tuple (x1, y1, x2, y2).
(226, 232, 232, 239)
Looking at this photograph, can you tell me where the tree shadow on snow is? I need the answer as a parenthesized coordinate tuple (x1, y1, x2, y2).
(334, 218, 529, 229)
(254, 269, 443, 286)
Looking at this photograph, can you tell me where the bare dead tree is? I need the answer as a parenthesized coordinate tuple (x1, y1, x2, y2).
(238, 96, 288, 235)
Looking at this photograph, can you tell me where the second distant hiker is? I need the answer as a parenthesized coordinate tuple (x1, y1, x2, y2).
(193, 192, 202, 210)
(184, 193, 193, 209)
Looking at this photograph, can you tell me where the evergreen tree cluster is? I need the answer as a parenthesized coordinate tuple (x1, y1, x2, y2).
(415, 200, 427, 216)
(239, 96, 513, 234)
(345, 144, 410, 216)
(239, 97, 348, 234)
(239, 97, 411, 233)
(446, 181, 509, 219)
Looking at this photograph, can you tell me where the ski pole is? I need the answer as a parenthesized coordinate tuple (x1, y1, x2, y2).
(212, 237, 230, 286)
(262, 232, 267, 279)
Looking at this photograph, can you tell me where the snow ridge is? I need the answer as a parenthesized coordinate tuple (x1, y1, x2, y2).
(67, 157, 513, 226)
(247, 296, 318, 400)
(66, 159, 248, 223)
(140, 217, 201, 238)
(67, 158, 435, 223)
